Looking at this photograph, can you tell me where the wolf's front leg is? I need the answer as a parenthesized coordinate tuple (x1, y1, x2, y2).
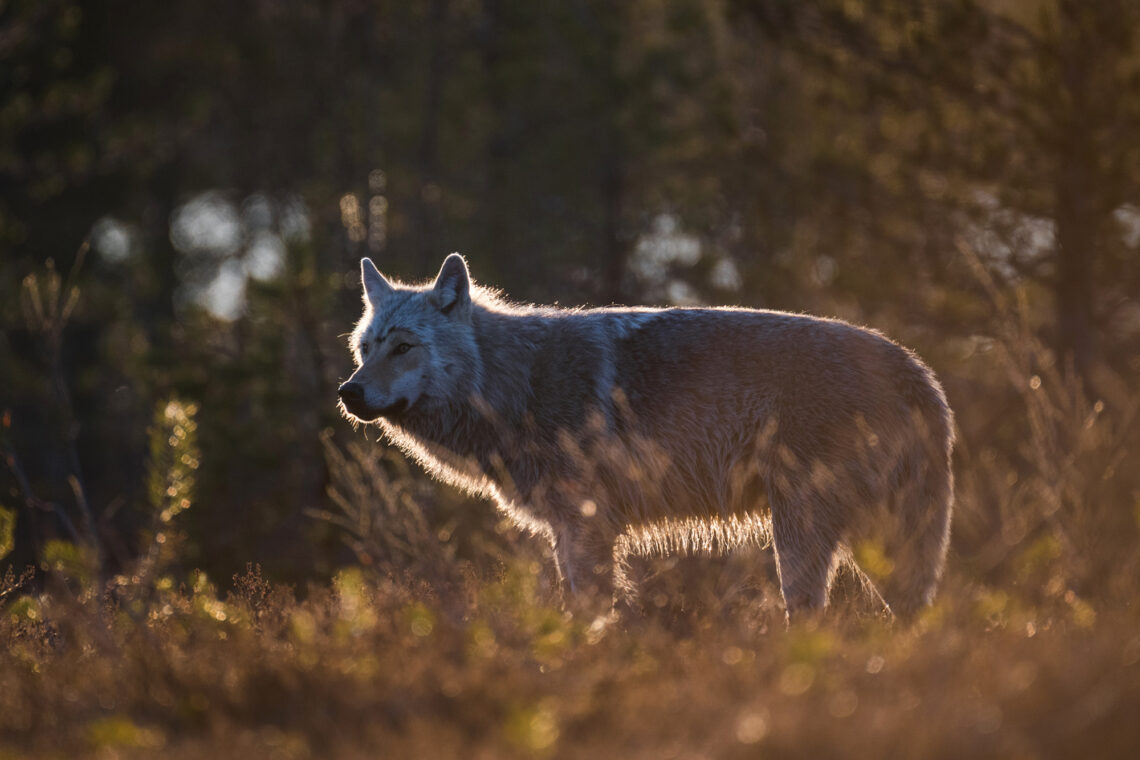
(551, 520, 616, 611)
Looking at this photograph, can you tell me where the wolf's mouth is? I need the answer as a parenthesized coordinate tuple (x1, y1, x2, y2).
(375, 398, 408, 417)
(341, 397, 408, 421)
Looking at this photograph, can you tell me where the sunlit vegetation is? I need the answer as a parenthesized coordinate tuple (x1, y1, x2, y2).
(2, 1, 1140, 758)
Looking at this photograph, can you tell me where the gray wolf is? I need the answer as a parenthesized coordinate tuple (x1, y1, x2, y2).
(338, 254, 954, 619)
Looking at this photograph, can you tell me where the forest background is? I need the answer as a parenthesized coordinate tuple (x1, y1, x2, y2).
(2, 1, 1140, 758)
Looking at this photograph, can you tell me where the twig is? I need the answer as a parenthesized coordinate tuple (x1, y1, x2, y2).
(1, 437, 82, 545)
(17, 243, 104, 573)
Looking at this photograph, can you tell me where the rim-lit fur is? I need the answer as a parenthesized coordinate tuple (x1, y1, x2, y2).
(340, 254, 955, 619)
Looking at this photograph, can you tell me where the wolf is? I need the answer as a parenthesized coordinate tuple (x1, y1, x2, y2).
(338, 254, 954, 619)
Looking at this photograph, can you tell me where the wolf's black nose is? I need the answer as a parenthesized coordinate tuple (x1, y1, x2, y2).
(338, 382, 365, 404)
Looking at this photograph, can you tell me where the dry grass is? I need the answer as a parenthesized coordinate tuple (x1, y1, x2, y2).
(1, 557, 1139, 760)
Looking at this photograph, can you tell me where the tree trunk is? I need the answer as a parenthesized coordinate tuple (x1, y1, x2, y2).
(601, 157, 627, 305)
(480, 0, 508, 273)
(1052, 3, 1101, 387)
(413, 0, 450, 265)
(1053, 159, 1097, 384)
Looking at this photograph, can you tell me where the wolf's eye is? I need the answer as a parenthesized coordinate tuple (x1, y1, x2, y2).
(392, 342, 413, 356)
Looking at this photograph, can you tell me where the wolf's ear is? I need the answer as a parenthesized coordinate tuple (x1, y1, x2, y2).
(361, 258, 393, 306)
(430, 253, 471, 316)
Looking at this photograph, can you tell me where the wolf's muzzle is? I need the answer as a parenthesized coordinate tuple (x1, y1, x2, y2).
(337, 381, 374, 419)
(337, 382, 407, 420)
(338, 381, 366, 407)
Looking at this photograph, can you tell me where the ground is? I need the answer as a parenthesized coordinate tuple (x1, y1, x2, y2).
(2, 552, 1138, 759)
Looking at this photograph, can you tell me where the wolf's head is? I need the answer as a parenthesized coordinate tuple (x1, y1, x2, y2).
(338, 253, 481, 423)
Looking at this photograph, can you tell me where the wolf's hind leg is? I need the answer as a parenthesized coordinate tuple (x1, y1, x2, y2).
(768, 488, 842, 619)
(867, 451, 953, 620)
(873, 500, 951, 619)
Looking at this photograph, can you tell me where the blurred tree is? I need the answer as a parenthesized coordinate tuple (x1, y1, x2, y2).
(2, 0, 1136, 583)
(737, 0, 1140, 386)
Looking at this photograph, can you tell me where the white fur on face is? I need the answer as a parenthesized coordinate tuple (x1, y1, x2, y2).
(343, 273, 481, 421)
(343, 302, 431, 418)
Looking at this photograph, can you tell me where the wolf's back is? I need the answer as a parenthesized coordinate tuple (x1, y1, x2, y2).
(607, 307, 939, 434)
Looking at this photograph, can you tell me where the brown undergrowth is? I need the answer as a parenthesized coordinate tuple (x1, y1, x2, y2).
(1, 555, 1139, 759)
(2, 274, 1139, 759)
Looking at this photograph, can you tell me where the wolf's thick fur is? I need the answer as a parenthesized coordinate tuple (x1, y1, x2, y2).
(339, 254, 954, 618)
